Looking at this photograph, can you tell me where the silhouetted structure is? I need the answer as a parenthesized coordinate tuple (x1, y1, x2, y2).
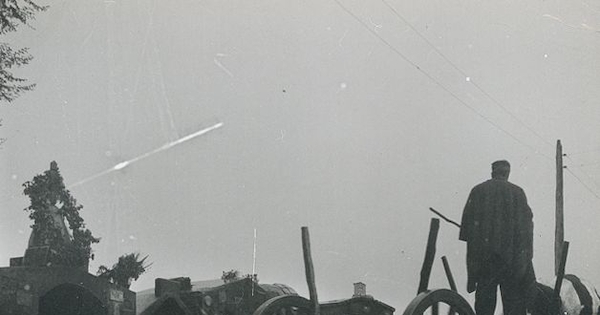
(137, 277, 296, 315)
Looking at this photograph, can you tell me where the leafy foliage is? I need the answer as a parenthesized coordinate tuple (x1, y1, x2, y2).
(97, 253, 151, 289)
(0, 119, 4, 146)
(22, 161, 100, 267)
(0, 0, 47, 102)
(221, 269, 241, 283)
(221, 270, 258, 283)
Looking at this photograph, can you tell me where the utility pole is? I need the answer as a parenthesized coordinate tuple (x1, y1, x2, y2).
(555, 140, 564, 276)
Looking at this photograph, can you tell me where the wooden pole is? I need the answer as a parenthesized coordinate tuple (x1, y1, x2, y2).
(429, 207, 461, 229)
(442, 256, 457, 315)
(555, 140, 564, 276)
(554, 241, 570, 296)
(441, 256, 457, 292)
(418, 218, 440, 294)
(301, 227, 320, 315)
(431, 301, 439, 315)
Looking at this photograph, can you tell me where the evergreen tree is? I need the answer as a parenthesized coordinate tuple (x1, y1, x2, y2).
(0, 0, 47, 102)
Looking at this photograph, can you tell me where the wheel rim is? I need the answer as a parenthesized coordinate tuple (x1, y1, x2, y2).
(253, 296, 312, 315)
(402, 289, 474, 315)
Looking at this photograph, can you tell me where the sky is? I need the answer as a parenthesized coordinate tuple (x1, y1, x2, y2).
(1, 0, 600, 311)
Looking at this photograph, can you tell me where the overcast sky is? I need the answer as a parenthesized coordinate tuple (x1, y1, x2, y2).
(2, 0, 600, 311)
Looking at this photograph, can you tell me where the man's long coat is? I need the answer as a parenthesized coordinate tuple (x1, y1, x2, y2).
(459, 179, 535, 293)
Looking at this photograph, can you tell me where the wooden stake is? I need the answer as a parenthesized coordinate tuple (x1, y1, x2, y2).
(302, 227, 320, 315)
(418, 218, 440, 294)
(431, 301, 439, 315)
(554, 241, 569, 296)
(555, 140, 564, 276)
(442, 256, 457, 315)
(429, 207, 461, 229)
(441, 256, 457, 292)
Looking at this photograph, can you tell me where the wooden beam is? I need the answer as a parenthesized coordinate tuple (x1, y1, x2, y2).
(418, 218, 440, 294)
(429, 207, 461, 229)
(442, 256, 457, 315)
(302, 227, 320, 315)
(431, 301, 439, 315)
(441, 256, 457, 292)
(554, 241, 570, 296)
(556, 140, 564, 276)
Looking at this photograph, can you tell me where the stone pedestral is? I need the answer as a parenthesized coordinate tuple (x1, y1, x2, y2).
(23, 246, 51, 267)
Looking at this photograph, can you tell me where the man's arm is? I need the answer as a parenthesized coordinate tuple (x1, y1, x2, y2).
(514, 188, 534, 279)
(459, 189, 476, 241)
(519, 189, 534, 259)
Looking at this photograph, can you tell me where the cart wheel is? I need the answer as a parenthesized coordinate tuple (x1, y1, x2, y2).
(253, 295, 313, 315)
(402, 289, 474, 315)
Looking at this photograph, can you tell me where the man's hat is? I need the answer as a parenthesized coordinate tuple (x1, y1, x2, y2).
(492, 160, 510, 172)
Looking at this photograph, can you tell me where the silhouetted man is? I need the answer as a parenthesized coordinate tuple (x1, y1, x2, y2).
(459, 160, 535, 315)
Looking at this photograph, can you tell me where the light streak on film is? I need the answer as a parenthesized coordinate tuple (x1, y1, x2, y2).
(68, 122, 224, 188)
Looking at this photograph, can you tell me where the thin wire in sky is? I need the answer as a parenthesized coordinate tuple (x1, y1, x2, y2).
(565, 167, 600, 201)
(563, 157, 600, 168)
(579, 161, 600, 168)
(565, 148, 600, 156)
(565, 155, 600, 200)
(381, 0, 554, 147)
(332, 0, 552, 161)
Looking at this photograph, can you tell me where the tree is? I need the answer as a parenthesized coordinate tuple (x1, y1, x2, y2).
(22, 161, 100, 267)
(1, 0, 47, 103)
(97, 253, 151, 289)
(221, 270, 258, 283)
(0, 119, 5, 146)
(221, 269, 241, 283)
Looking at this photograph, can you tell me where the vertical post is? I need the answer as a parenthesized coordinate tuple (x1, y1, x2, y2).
(442, 256, 457, 315)
(418, 218, 440, 294)
(252, 228, 257, 296)
(554, 241, 570, 296)
(302, 227, 320, 315)
(441, 256, 457, 292)
(431, 302, 439, 315)
(555, 140, 564, 276)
